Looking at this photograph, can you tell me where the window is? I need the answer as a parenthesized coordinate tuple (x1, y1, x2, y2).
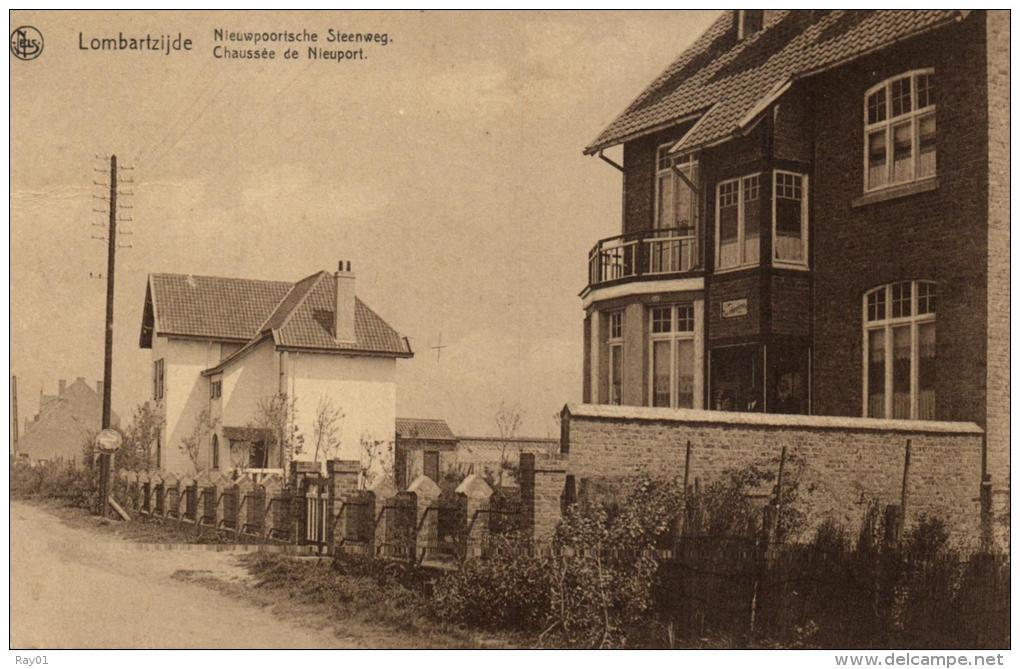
(655, 147, 699, 233)
(210, 379, 222, 400)
(424, 451, 440, 482)
(773, 171, 808, 266)
(863, 281, 936, 420)
(155, 430, 162, 470)
(211, 434, 220, 470)
(649, 305, 695, 409)
(607, 311, 624, 405)
(153, 358, 165, 401)
(716, 174, 760, 270)
(864, 70, 936, 191)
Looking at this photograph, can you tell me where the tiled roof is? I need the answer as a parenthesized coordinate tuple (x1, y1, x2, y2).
(585, 10, 968, 154)
(149, 273, 292, 341)
(273, 273, 413, 355)
(147, 271, 412, 367)
(395, 418, 457, 441)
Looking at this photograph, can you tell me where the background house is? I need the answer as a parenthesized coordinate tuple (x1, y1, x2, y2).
(139, 262, 412, 473)
(18, 377, 118, 464)
(394, 417, 557, 488)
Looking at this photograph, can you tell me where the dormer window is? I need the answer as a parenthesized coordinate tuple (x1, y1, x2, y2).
(737, 10, 764, 39)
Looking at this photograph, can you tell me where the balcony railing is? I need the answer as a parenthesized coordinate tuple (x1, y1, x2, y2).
(587, 227, 701, 289)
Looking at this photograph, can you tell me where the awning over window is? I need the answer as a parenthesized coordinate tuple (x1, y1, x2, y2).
(222, 426, 271, 443)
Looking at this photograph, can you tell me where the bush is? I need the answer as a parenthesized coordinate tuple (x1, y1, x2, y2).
(11, 460, 98, 510)
(431, 531, 552, 632)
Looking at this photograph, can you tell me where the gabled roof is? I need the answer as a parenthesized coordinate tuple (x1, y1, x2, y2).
(395, 418, 457, 442)
(585, 10, 969, 155)
(142, 273, 292, 345)
(142, 270, 413, 371)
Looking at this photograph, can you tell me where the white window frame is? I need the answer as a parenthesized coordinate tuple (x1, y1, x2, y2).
(861, 280, 936, 420)
(863, 68, 936, 193)
(654, 144, 699, 232)
(648, 304, 696, 409)
(772, 170, 809, 269)
(607, 311, 624, 406)
(715, 172, 761, 272)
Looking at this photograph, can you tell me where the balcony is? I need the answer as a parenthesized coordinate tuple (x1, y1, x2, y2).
(585, 227, 702, 293)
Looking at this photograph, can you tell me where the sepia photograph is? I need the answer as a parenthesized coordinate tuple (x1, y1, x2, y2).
(8, 8, 1011, 656)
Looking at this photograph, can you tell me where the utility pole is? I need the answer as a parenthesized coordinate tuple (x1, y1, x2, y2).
(96, 155, 118, 518)
(11, 375, 18, 459)
(102, 155, 117, 430)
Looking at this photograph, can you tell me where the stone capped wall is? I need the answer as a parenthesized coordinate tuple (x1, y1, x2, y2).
(560, 403, 984, 545)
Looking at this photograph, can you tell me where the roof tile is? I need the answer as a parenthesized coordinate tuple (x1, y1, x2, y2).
(585, 10, 966, 154)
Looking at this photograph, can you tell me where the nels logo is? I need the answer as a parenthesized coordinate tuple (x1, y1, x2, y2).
(10, 26, 43, 61)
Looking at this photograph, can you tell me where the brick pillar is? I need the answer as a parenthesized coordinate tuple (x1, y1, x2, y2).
(456, 473, 494, 557)
(327, 460, 361, 498)
(521, 454, 568, 542)
(408, 475, 440, 560)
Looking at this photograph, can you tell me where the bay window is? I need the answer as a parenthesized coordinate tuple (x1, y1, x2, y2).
(716, 173, 760, 270)
(864, 69, 936, 191)
(863, 281, 936, 420)
(649, 304, 695, 408)
(773, 171, 808, 266)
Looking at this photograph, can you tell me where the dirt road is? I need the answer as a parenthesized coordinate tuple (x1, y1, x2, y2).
(10, 501, 355, 648)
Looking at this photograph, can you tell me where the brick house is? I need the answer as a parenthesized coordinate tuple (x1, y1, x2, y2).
(580, 11, 1008, 502)
(139, 263, 413, 474)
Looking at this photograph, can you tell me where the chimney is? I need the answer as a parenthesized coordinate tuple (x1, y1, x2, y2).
(335, 260, 356, 343)
(97, 380, 104, 397)
(58, 379, 66, 396)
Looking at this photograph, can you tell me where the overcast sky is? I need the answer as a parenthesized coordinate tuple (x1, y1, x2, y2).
(10, 10, 719, 437)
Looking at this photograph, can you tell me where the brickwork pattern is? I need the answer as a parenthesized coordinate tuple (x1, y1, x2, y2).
(562, 408, 984, 544)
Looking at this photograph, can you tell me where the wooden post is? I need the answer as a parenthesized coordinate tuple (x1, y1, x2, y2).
(773, 445, 787, 539)
(679, 440, 692, 537)
(899, 439, 911, 539)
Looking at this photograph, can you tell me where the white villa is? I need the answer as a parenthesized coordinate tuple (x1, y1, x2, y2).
(138, 262, 413, 474)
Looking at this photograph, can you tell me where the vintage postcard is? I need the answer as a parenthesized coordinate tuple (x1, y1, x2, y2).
(9, 9, 1010, 654)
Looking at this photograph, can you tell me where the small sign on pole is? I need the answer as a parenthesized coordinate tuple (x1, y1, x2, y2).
(94, 428, 122, 517)
(95, 428, 123, 454)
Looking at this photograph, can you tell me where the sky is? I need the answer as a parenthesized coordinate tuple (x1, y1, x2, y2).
(10, 10, 719, 438)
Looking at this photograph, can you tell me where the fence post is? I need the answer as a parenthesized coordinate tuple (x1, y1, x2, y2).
(408, 475, 440, 562)
(456, 473, 493, 559)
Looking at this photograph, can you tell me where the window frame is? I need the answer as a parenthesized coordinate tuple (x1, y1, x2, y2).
(772, 170, 810, 269)
(654, 144, 699, 233)
(210, 378, 222, 400)
(862, 68, 936, 193)
(714, 172, 762, 272)
(647, 304, 696, 409)
(861, 280, 937, 420)
(607, 311, 624, 406)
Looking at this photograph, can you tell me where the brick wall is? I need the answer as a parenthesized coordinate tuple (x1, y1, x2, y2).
(708, 272, 761, 341)
(770, 273, 811, 337)
(559, 403, 984, 545)
(984, 10, 1010, 520)
(810, 19, 989, 427)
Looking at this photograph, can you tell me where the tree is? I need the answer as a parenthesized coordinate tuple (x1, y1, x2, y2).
(239, 393, 304, 470)
(179, 408, 218, 474)
(311, 396, 344, 463)
(359, 434, 394, 489)
(494, 401, 523, 489)
(108, 402, 164, 471)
